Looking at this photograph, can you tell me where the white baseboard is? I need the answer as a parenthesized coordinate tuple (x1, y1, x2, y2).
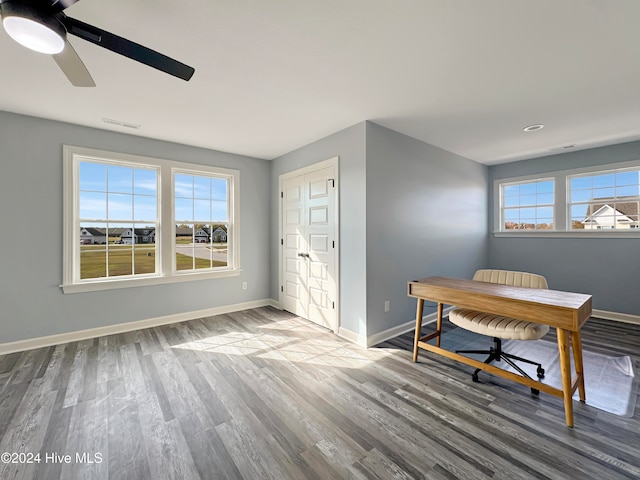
(0, 299, 280, 355)
(337, 327, 367, 348)
(592, 309, 640, 325)
(365, 306, 455, 348)
(269, 300, 283, 310)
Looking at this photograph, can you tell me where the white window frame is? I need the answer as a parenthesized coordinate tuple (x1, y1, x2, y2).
(62, 145, 240, 293)
(498, 177, 556, 231)
(567, 166, 640, 232)
(494, 159, 640, 238)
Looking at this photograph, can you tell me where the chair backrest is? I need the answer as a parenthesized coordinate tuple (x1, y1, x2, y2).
(472, 269, 548, 289)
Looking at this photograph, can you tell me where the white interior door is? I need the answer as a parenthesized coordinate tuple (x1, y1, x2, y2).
(283, 175, 309, 319)
(281, 162, 337, 332)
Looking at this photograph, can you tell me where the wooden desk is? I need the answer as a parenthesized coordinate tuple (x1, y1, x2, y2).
(408, 276, 592, 427)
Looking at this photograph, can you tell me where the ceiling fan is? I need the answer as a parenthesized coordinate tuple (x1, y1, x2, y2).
(0, 0, 195, 87)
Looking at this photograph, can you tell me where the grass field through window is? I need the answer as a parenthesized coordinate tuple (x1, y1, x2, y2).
(80, 244, 225, 279)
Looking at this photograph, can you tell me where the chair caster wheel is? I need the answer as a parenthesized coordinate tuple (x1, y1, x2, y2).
(531, 388, 539, 395)
(537, 367, 545, 378)
(472, 373, 479, 383)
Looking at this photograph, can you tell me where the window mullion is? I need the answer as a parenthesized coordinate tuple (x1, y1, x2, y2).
(161, 164, 173, 277)
(556, 173, 567, 230)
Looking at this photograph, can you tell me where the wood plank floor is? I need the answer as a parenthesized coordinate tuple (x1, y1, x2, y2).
(1, 307, 639, 479)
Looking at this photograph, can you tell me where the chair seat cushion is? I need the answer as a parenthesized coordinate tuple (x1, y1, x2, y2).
(448, 308, 550, 341)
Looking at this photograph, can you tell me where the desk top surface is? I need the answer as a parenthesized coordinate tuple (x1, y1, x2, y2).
(410, 276, 592, 310)
(408, 276, 592, 329)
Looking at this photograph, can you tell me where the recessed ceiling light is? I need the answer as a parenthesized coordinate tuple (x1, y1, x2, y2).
(523, 124, 544, 132)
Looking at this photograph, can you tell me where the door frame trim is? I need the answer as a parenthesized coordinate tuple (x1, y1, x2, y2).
(278, 156, 340, 333)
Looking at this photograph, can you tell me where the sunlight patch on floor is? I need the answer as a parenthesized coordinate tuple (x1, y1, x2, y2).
(171, 317, 393, 368)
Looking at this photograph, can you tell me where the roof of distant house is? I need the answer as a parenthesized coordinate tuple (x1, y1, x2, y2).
(81, 227, 105, 236)
(195, 225, 227, 235)
(121, 228, 156, 237)
(583, 197, 639, 221)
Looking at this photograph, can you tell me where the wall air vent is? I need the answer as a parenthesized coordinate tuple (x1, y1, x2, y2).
(102, 118, 141, 130)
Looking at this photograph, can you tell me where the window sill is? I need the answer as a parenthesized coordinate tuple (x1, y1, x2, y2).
(493, 230, 640, 239)
(61, 268, 241, 294)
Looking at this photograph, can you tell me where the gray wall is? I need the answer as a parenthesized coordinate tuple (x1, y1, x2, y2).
(365, 123, 488, 337)
(489, 141, 640, 315)
(0, 111, 271, 344)
(11, 105, 631, 347)
(270, 121, 489, 340)
(270, 122, 368, 337)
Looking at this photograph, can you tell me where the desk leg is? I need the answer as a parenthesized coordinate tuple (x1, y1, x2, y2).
(571, 330, 586, 402)
(412, 299, 424, 363)
(557, 328, 574, 427)
(435, 303, 443, 348)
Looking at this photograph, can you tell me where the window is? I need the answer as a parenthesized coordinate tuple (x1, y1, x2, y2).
(174, 172, 229, 271)
(494, 160, 640, 237)
(569, 168, 639, 230)
(78, 161, 159, 280)
(500, 179, 554, 230)
(63, 146, 240, 293)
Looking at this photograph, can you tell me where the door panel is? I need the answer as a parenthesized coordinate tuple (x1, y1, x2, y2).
(305, 167, 334, 330)
(281, 165, 336, 331)
(309, 206, 328, 224)
(282, 175, 308, 318)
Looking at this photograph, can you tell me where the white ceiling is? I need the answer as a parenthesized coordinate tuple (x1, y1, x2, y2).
(1, 0, 640, 165)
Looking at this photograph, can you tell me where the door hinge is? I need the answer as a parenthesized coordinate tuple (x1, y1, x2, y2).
(332, 301, 335, 309)
(328, 178, 335, 187)
(332, 240, 335, 248)
(280, 191, 284, 198)
(281, 238, 284, 245)
(281, 286, 284, 292)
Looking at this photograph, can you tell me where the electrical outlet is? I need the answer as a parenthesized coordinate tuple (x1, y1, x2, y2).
(242, 282, 248, 290)
(384, 300, 390, 313)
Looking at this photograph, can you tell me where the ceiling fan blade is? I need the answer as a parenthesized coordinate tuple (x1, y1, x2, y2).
(61, 16, 195, 81)
(50, 0, 82, 12)
(53, 40, 95, 87)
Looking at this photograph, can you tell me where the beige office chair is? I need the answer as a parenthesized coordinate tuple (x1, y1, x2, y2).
(448, 269, 549, 394)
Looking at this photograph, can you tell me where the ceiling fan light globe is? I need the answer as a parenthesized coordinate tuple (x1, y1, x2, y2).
(3, 16, 64, 54)
(1, 2, 66, 54)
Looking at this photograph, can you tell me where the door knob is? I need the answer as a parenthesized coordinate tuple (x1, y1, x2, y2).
(297, 253, 310, 258)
